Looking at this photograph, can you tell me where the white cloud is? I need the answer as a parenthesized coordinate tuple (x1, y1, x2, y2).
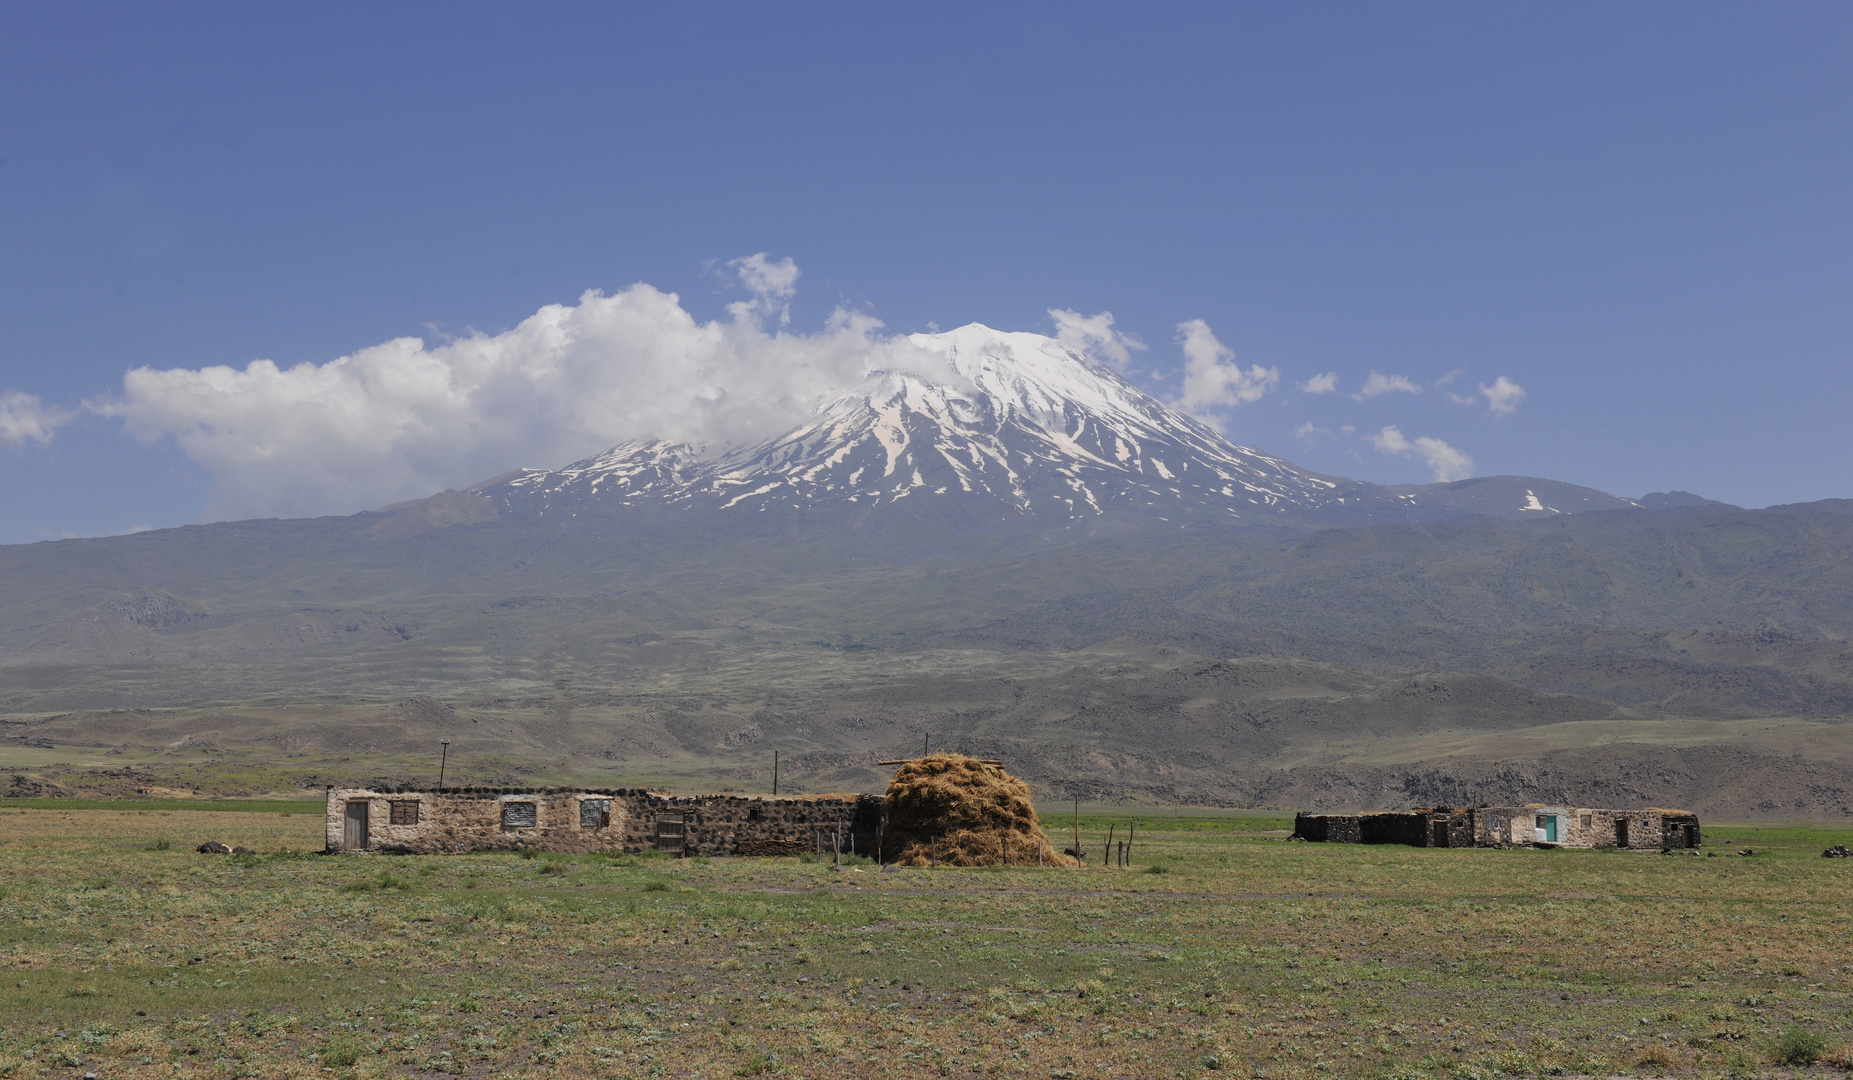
(1354, 371, 1422, 400)
(92, 256, 960, 521)
(1434, 368, 1464, 388)
(1049, 309, 1145, 369)
(1368, 425, 1474, 482)
(725, 253, 800, 325)
(1294, 421, 1331, 441)
(1297, 372, 1339, 395)
(1171, 319, 1279, 425)
(0, 391, 73, 447)
(1479, 375, 1526, 416)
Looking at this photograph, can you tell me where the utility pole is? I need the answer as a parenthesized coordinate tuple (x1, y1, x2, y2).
(773, 751, 779, 796)
(437, 739, 451, 792)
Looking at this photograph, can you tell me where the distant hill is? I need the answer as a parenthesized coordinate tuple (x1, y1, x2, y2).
(1638, 490, 1738, 510)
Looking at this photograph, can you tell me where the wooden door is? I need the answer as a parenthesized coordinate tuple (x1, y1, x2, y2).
(344, 801, 369, 850)
(1431, 821, 1449, 848)
(654, 813, 686, 855)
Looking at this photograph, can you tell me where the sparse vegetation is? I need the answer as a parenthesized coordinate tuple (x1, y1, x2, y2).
(0, 804, 1849, 1077)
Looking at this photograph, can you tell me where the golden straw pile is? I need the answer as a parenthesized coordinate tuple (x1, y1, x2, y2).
(881, 754, 1078, 867)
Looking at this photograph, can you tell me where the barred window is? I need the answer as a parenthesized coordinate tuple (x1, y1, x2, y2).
(580, 799, 612, 828)
(502, 802, 537, 829)
(389, 800, 420, 826)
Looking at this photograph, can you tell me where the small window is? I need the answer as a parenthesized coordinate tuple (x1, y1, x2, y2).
(580, 799, 612, 828)
(747, 806, 762, 822)
(1580, 814, 1592, 830)
(502, 802, 537, 829)
(389, 800, 420, 826)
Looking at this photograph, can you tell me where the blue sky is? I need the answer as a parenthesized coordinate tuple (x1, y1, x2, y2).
(2, 4, 1849, 541)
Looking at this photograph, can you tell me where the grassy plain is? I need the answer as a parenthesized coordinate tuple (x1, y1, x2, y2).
(2, 804, 1851, 1079)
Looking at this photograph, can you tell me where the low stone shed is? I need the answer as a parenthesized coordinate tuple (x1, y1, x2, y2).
(1293, 805, 1701, 850)
(325, 786, 882, 857)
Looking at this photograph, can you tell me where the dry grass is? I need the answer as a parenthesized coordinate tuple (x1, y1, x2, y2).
(1, 805, 1851, 1080)
(881, 754, 1078, 867)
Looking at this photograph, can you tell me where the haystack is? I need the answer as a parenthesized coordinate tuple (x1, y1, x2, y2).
(882, 754, 1079, 867)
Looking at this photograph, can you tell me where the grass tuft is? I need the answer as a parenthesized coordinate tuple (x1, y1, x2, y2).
(322, 1035, 363, 1068)
(1774, 1027, 1826, 1065)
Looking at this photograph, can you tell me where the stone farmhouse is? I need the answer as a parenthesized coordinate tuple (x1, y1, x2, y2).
(1292, 805, 1701, 850)
(325, 786, 882, 858)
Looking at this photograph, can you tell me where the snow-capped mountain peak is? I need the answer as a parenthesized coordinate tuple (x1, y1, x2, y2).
(480, 323, 1380, 521)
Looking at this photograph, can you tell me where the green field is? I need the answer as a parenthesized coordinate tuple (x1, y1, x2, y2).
(2, 806, 1851, 1079)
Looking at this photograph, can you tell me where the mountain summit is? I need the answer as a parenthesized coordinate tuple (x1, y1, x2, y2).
(478, 323, 1421, 523)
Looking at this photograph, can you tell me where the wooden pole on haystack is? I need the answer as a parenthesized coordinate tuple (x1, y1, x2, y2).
(773, 751, 779, 796)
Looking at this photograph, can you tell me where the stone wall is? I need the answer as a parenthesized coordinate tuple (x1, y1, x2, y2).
(325, 787, 882, 856)
(1358, 811, 1430, 846)
(1296, 804, 1702, 851)
(1292, 813, 1361, 843)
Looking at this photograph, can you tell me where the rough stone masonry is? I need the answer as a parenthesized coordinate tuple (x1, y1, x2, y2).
(325, 786, 882, 857)
(1292, 805, 1701, 850)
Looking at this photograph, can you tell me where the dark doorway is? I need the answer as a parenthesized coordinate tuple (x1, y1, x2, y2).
(1431, 821, 1450, 848)
(344, 801, 369, 850)
(1615, 818, 1630, 848)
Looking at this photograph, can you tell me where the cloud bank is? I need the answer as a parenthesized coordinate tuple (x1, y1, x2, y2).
(0, 392, 71, 447)
(92, 257, 958, 520)
(1172, 320, 1279, 425)
(1368, 425, 1474, 482)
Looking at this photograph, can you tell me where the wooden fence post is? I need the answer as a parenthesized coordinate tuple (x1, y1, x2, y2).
(1104, 824, 1115, 867)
